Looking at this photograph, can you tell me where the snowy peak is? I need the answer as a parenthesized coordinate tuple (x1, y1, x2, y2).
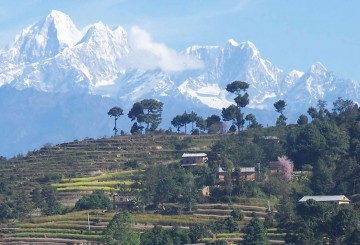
(289, 70, 304, 78)
(42, 10, 82, 47)
(239, 40, 260, 56)
(227, 38, 239, 47)
(5, 10, 81, 63)
(47, 9, 70, 19)
(113, 26, 127, 40)
(79, 22, 110, 43)
(79, 22, 128, 49)
(309, 62, 327, 74)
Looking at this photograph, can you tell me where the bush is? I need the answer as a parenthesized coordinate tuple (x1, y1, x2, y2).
(124, 160, 140, 169)
(212, 217, 240, 233)
(171, 137, 193, 150)
(231, 208, 244, 221)
(74, 190, 112, 211)
(37, 173, 63, 183)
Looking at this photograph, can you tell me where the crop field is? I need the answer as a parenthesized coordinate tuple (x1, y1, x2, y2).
(51, 169, 143, 205)
(52, 170, 140, 191)
(59, 170, 141, 183)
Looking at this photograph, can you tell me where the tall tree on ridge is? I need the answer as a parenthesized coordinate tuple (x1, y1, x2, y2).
(180, 111, 192, 134)
(128, 99, 163, 133)
(224, 81, 250, 131)
(108, 106, 124, 136)
(171, 115, 184, 134)
(274, 100, 287, 126)
(222, 104, 237, 128)
(140, 99, 164, 132)
(189, 111, 199, 133)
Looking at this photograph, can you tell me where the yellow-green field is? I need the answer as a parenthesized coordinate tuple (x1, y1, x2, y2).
(52, 170, 141, 192)
(59, 170, 141, 182)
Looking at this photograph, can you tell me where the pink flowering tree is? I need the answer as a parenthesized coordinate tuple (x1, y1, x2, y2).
(277, 156, 294, 180)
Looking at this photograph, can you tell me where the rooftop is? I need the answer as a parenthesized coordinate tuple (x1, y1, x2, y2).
(239, 167, 256, 173)
(299, 195, 350, 202)
(182, 153, 207, 158)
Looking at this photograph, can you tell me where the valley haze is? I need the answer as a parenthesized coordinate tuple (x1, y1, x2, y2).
(0, 10, 359, 157)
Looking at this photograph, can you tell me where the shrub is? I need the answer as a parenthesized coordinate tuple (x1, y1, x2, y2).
(74, 190, 112, 211)
(231, 208, 244, 221)
(125, 160, 140, 169)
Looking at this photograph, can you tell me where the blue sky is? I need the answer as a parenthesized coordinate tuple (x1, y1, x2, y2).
(0, 0, 359, 80)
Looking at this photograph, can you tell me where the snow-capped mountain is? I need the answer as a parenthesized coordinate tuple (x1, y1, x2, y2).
(1, 10, 81, 64)
(0, 10, 359, 157)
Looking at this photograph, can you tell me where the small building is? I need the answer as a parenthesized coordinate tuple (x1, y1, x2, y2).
(299, 195, 350, 205)
(218, 166, 226, 182)
(113, 194, 135, 210)
(181, 153, 208, 168)
(261, 136, 280, 142)
(239, 167, 256, 181)
(218, 166, 256, 182)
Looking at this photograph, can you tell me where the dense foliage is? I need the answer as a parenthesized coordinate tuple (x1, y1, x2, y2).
(243, 214, 269, 245)
(74, 190, 112, 211)
(141, 226, 190, 245)
(102, 211, 140, 245)
(285, 200, 360, 244)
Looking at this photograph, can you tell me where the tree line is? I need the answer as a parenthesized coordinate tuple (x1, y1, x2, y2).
(108, 81, 269, 136)
(107, 80, 302, 136)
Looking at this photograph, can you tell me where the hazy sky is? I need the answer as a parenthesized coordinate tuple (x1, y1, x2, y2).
(1, 0, 359, 80)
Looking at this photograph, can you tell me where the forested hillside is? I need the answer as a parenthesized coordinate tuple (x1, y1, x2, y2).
(0, 95, 359, 244)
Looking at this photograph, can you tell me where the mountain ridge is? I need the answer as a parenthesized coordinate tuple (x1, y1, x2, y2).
(0, 10, 359, 157)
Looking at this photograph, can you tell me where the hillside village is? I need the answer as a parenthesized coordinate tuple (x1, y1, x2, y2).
(0, 91, 360, 244)
(1, 4, 360, 245)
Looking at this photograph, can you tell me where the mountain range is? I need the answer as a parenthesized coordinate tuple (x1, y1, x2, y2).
(0, 10, 359, 157)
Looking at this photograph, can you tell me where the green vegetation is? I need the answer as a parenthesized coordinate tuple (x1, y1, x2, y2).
(103, 211, 140, 245)
(243, 214, 269, 245)
(141, 225, 191, 245)
(108, 106, 124, 136)
(0, 92, 360, 244)
(223, 80, 250, 131)
(171, 111, 206, 134)
(74, 190, 112, 211)
(128, 99, 164, 134)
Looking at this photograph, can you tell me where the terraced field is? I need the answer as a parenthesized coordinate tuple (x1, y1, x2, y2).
(52, 170, 142, 206)
(0, 134, 220, 204)
(0, 209, 213, 244)
(0, 134, 286, 244)
(0, 201, 285, 244)
(193, 201, 285, 244)
(1, 134, 219, 181)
